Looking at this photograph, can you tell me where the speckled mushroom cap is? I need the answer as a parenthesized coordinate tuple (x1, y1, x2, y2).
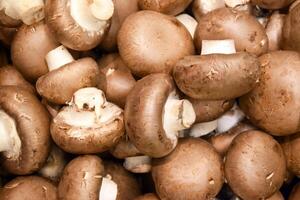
(0, 86, 51, 175)
(0, 176, 57, 200)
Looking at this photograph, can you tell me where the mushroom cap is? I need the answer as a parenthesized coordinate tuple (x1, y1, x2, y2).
(266, 191, 284, 200)
(225, 130, 286, 200)
(194, 7, 268, 56)
(105, 161, 142, 200)
(58, 155, 105, 200)
(0, 86, 50, 175)
(0, 10, 22, 28)
(173, 53, 260, 100)
(11, 21, 59, 82)
(289, 183, 300, 200)
(45, 0, 111, 51)
(192, 0, 225, 21)
(251, 0, 295, 9)
(0, 65, 35, 94)
(36, 57, 100, 105)
(0, 176, 57, 200)
(152, 138, 224, 200)
(125, 73, 177, 158)
(239, 51, 300, 136)
(118, 10, 195, 77)
(97, 53, 136, 108)
(134, 193, 160, 200)
(138, 0, 192, 15)
(110, 135, 142, 159)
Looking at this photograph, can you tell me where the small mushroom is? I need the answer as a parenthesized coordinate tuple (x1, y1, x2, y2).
(138, 0, 193, 15)
(289, 183, 300, 200)
(0, 86, 50, 175)
(134, 193, 160, 200)
(36, 45, 100, 104)
(251, 0, 296, 9)
(192, 0, 225, 20)
(265, 12, 285, 51)
(45, 0, 114, 51)
(11, 21, 59, 81)
(118, 10, 195, 77)
(0, 176, 57, 200)
(152, 138, 224, 200)
(125, 73, 196, 158)
(51, 87, 124, 154)
(225, 130, 286, 200)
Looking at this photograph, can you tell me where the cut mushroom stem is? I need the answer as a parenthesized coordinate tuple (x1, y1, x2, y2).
(189, 120, 218, 138)
(89, 0, 114, 20)
(45, 45, 74, 71)
(224, 0, 250, 8)
(176, 14, 198, 38)
(201, 39, 236, 55)
(123, 155, 152, 173)
(0, 109, 21, 159)
(99, 175, 118, 200)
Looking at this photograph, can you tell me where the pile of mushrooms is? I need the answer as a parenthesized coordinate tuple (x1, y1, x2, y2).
(1, 0, 300, 199)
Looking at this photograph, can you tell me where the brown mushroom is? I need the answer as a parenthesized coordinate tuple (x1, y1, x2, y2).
(251, 0, 295, 9)
(134, 193, 160, 200)
(152, 138, 224, 200)
(192, 0, 225, 21)
(118, 10, 195, 77)
(45, 0, 114, 51)
(239, 51, 300, 136)
(265, 12, 285, 51)
(0, 10, 22, 28)
(110, 135, 141, 159)
(0, 86, 50, 175)
(138, 0, 192, 15)
(41, 98, 61, 118)
(11, 21, 59, 81)
(36, 45, 100, 104)
(125, 73, 195, 158)
(225, 130, 286, 200)
(267, 191, 284, 200)
(97, 53, 136, 108)
(0, 176, 57, 200)
(289, 183, 300, 200)
(51, 87, 124, 154)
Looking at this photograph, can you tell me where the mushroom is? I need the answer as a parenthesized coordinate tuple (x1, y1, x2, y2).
(41, 98, 61, 118)
(0, 65, 35, 94)
(0, 176, 57, 200)
(97, 53, 136, 108)
(175, 14, 198, 39)
(192, 0, 225, 21)
(123, 156, 152, 173)
(0, 86, 50, 175)
(265, 12, 285, 51)
(194, 7, 268, 56)
(137, 0, 193, 15)
(188, 120, 218, 138)
(224, 0, 250, 8)
(134, 193, 160, 200)
(99, 0, 139, 52)
(36, 45, 100, 104)
(251, 0, 296, 9)
(152, 138, 224, 199)
(225, 130, 286, 200)
(11, 21, 59, 82)
(239, 51, 300, 136)
(45, 0, 114, 51)
(118, 10, 195, 77)
(266, 191, 284, 200)
(51, 87, 124, 154)
(0, 10, 22, 28)
(125, 73, 196, 158)
(289, 183, 300, 200)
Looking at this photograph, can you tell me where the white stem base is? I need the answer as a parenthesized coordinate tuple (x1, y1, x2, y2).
(176, 14, 198, 39)
(90, 0, 114, 21)
(189, 120, 218, 138)
(201, 40, 236, 55)
(224, 0, 249, 7)
(123, 156, 152, 173)
(46, 45, 74, 71)
(99, 175, 118, 200)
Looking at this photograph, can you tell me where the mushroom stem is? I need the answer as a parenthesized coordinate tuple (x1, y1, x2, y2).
(201, 39, 236, 55)
(189, 120, 218, 138)
(89, 0, 114, 21)
(98, 175, 118, 200)
(176, 14, 198, 38)
(123, 156, 152, 173)
(45, 45, 75, 71)
(224, 0, 250, 7)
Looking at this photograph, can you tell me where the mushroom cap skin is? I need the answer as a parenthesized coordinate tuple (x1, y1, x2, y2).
(0, 65, 35, 94)
(45, 0, 111, 51)
(239, 51, 300, 136)
(0, 86, 51, 175)
(97, 53, 136, 108)
(138, 0, 192, 16)
(251, 0, 295, 9)
(0, 176, 57, 200)
(100, 0, 139, 52)
(58, 155, 105, 200)
(11, 21, 59, 82)
(281, 132, 300, 177)
(289, 183, 300, 200)
(110, 135, 141, 159)
(0, 10, 22, 28)
(225, 130, 286, 200)
(187, 98, 234, 123)
(194, 7, 268, 56)
(125, 73, 177, 158)
(36, 57, 100, 105)
(134, 193, 160, 200)
(105, 161, 142, 200)
(266, 191, 284, 200)
(118, 10, 195, 77)
(152, 138, 224, 200)
(173, 53, 260, 100)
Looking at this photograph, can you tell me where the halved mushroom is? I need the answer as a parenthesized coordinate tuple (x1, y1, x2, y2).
(45, 0, 114, 51)
(0, 176, 57, 200)
(152, 138, 224, 199)
(0, 65, 35, 94)
(134, 193, 160, 200)
(11, 21, 59, 82)
(118, 10, 195, 77)
(251, 0, 295, 9)
(36, 45, 100, 105)
(97, 53, 136, 108)
(266, 12, 285, 51)
(0, 86, 50, 175)
(225, 130, 286, 200)
(51, 87, 124, 154)
(138, 0, 192, 15)
(192, 0, 225, 21)
(289, 183, 300, 200)
(125, 73, 196, 158)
